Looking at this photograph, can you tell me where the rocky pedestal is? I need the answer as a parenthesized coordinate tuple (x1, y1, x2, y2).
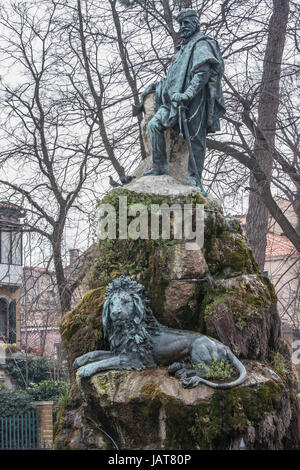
(55, 364, 296, 450)
(55, 176, 300, 450)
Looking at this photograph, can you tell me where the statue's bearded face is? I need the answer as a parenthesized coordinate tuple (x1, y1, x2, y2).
(179, 18, 198, 39)
(109, 292, 134, 322)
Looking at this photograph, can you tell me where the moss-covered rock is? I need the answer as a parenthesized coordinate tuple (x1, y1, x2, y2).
(56, 175, 299, 450)
(204, 212, 259, 276)
(61, 287, 107, 366)
(54, 364, 299, 450)
(198, 274, 281, 359)
(67, 180, 270, 336)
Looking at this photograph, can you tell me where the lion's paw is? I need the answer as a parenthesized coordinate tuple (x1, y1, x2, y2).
(76, 365, 93, 378)
(168, 362, 186, 375)
(182, 376, 202, 388)
(73, 358, 80, 370)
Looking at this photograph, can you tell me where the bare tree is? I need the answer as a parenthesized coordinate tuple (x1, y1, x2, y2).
(243, 0, 289, 269)
(0, 0, 299, 320)
(0, 1, 126, 313)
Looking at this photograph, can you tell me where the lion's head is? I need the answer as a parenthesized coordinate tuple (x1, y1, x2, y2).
(102, 276, 160, 366)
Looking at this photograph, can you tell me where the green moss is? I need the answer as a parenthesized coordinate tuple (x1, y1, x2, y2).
(204, 213, 259, 277)
(148, 278, 169, 319)
(61, 287, 105, 341)
(141, 379, 284, 449)
(53, 381, 76, 442)
(227, 239, 253, 272)
(94, 375, 111, 406)
(231, 219, 243, 235)
(198, 280, 271, 334)
(259, 273, 278, 302)
(141, 382, 171, 405)
(95, 375, 108, 394)
(247, 247, 260, 272)
(203, 359, 234, 381)
(88, 187, 220, 291)
(87, 238, 155, 289)
(268, 351, 296, 386)
(60, 287, 106, 365)
(86, 188, 187, 292)
(101, 187, 208, 211)
(60, 439, 72, 450)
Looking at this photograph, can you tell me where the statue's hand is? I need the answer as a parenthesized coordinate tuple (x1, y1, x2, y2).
(171, 92, 189, 104)
(141, 82, 157, 99)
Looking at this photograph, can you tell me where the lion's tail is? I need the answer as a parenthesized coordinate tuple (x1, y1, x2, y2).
(196, 351, 247, 389)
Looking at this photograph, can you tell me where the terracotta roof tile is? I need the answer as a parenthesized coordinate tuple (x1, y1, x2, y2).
(265, 232, 298, 259)
(234, 215, 299, 260)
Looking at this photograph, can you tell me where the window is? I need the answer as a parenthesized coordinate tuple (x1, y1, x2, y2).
(0, 298, 16, 343)
(11, 232, 22, 265)
(1, 232, 10, 264)
(24, 274, 37, 304)
(0, 298, 7, 338)
(0, 230, 22, 265)
(8, 300, 16, 344)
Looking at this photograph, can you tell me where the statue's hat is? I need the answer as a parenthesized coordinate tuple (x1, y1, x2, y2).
(175, 9, 198, 23)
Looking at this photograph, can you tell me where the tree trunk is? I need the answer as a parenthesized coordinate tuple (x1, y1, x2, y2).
(246, 0, 289, 270)
(294, 187, 300, 234)
(52, 236, 72, 316)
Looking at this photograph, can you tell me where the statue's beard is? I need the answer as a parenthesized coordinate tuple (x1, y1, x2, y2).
(107, 317, 156, 367)
(180, 27, 196, 39)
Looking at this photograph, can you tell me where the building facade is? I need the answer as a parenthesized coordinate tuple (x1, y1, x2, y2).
(0, 202, 24, 347)
(20, 267, 62, 358)
(20, 248, 86, 359)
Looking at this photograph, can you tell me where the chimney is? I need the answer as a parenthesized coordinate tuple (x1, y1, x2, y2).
(69, 249, 79, 266)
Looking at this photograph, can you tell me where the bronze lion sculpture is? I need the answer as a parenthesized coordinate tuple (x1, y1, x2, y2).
(73, 276, 246, 389)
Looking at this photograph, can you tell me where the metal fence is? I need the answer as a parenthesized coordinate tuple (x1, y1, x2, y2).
(0, 409, 39, 450)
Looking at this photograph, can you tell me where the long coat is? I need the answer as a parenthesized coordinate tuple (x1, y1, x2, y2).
(155, 32, 226, 135)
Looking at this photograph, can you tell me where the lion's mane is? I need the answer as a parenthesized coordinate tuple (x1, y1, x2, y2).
(102, 276, 161, 367)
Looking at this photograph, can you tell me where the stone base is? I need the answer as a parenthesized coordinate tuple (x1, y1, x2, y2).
(125, 174, 221, 208)
(54, 363, 299, 450)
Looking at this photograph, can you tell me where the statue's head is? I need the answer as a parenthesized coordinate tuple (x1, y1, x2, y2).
(102, 275, 157, 339)
(108, 291, 135, 323)
(102, 276, 159, 364)
(175, 9, 200, 39)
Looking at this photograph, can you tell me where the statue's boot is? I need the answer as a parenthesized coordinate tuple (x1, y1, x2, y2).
(186, 175, 197, 187)
(186, 175, 207, 197)
(144, 166, 169, 177)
